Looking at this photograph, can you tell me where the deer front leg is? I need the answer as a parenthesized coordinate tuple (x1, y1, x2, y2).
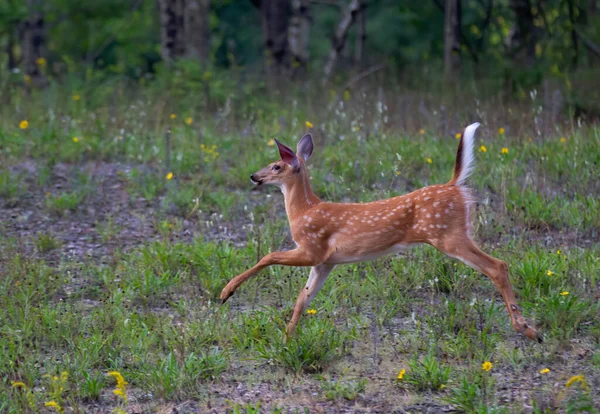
(285, 264, 335, 341)
(220, 248, 324, 303)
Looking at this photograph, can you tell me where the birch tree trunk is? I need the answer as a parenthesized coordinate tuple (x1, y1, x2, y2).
(507, 0, 537, 65)
(354, 0, 366, 64)
(256, 0, 292, 77)
(444, 0, 461, 80)
(184, 0, 211, 62)
(288, 0, 310, 74)
(21, 0, 47, 88)
(322, 0, 360, 84)
(159, 0, 186, 64)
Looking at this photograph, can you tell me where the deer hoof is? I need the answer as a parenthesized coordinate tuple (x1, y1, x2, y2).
(525, 326, 543, 343)
(219, 288, 233, 304)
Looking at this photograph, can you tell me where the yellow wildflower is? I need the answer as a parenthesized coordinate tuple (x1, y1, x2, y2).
(44, 401, 63, 413)
(557, 249, 561, 255)
(479, 145, 487, 153)
(426, 158, 432, 164)
(36, 57, 47, 67)
(439, 384, 445, 390)
(501, 147, 509, 154)
(565, 374, 584, 387)
(419, 129, 425, 135)
(113, 388, 127, 398)
(547, 270, 553, 276)
(170, 113, 176, 120)
(11, 381, 27, 388)
(455, 132, 461, 139)
(498, 127, 505, 135)
(108, 371, 128, 389)
(306, 309, 317, 315)
(305, 121, 314, 128)
(482, 361, 493, 371)
(72, 94, 80, 101)
(166, 172, 173, 180)
(19, 120, 29, 129)
(539, 368, 550, 374)
(353, 125, 360, 132)
(560, 291, 569, 296)
(72, 137, 79, 143)
(395, 171, 401, 176)
(267, 138, 275, 146)
(560, 137, 566, 143)
(24, 74, 32, 84)
(185, 117, 193, 125)
(343, 89, 350, 101)
(397, 369, 406, 380)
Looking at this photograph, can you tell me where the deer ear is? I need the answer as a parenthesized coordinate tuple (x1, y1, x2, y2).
(275, 139, 298, 166)
(296, 133, 313, 162)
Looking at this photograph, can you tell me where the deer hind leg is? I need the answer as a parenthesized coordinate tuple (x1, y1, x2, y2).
(434, 237, 542, 342)
(285, 263, 335, 341)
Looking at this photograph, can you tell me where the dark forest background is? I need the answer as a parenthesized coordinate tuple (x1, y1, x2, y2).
(2, 0, 600, 101)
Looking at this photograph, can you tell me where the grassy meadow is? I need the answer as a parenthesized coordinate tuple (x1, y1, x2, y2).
(1, 76, 599, 413)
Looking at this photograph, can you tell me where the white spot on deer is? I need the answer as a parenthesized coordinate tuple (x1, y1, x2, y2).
(449, 202, 454, 209)
(424, 197, 430, 201)
(426, 213, 431, 218)
(435, 213, 440, 218)
(429, 224, 434, 228)
(445, 209, 450, 214)
(433, 201, 440, 207)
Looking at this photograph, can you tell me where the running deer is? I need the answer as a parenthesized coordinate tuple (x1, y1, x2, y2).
(220, 123, 541, 342)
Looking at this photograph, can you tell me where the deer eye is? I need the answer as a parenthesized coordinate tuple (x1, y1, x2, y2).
(272, 165, 281, 171)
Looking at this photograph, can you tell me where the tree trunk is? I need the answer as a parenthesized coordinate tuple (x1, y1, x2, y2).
(507, 0, 537, 65)
(322, 0, 361, 84)
(158, 0, 186, 64)
(257, 0, 292, 77)
(444, 0, 461, 80)
(567, 0, 578, 67)
(288, 0, 310, 74)
(354, 0, 366, 64)
(20, 0, 47, 88)
(184, 0, 211, 63)
(7, 25, 17, 70)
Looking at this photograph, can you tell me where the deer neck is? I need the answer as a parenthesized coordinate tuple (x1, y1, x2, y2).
(281, 170, 320, 220)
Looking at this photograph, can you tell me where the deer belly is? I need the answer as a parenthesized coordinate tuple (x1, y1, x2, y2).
(326, 243, 409, 264)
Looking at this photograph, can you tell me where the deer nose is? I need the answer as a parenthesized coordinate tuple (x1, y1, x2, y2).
(250, 174, 262, 185)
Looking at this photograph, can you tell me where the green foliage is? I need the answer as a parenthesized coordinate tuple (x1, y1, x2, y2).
(35, 232, 61, 252)
(45, 191, 85, 216)
(255, 317, 348, 373)
(403, 350, 451, 392)
(319, 376, 367, 401)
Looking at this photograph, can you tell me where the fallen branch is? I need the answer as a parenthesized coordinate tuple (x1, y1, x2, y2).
(575, 29, 600, 58)
(343, 63, 385, 90)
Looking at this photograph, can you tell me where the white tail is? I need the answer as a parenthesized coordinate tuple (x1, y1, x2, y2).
(452, 122, 480, 186)
(221, 125, 541, 343)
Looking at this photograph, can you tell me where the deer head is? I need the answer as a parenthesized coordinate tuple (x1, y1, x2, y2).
(250, 134, 314, 187)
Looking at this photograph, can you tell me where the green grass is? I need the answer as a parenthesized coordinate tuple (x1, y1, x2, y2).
(1, 77, 599, 412)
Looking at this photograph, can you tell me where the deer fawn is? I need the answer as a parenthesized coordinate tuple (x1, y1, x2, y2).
(220, 123, 541, 342)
